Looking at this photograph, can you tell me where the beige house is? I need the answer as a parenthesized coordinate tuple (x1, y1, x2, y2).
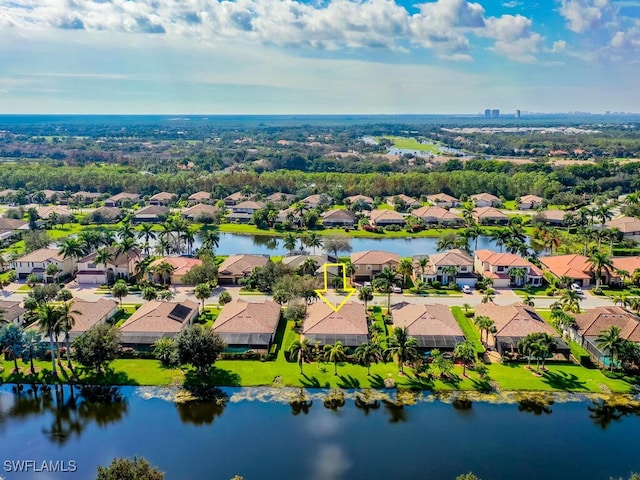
(0, 300, 27, 325)
(228, 201, 265, 223)
(322, 209, 356, 227)
(351, 250, 400, 282)
(414, 249, 476, 286)
(301, 194, 333, 209)
(63, 298, 119, 342)
(213, 299, 281, 350)
(224, 191, 249, 206)
(411, 206, 462, 226)
(0, 217, 29, 242)
(474, 250, 543, 288)
(302, 302, 369, 347)
(390, 302, 465, 350)
(536, 209, 571, 226)
(76, 248, 141, 285)
(606, 216, 640, 239)
(182, 203, 219, 221)
(518, 195, 544, 210)
(474, 303, 568, 357)
(539, 254, 593, 287)
(265, 192, 295, 204)
(104, 192, 140, 207)
(188, 191, 212, 204)
(217, 254, 269, 284)
(133, 205, 169, 223)
(149, 192, 176, 206)
(369, 209, 406, 227)
(12, 248, 75, 280)
(148, 256, 203, 285)
(345, 194, 374, 206)
(89, 206, 123, 224)
(471, 193, 501, 208)
(385, 194, 420, 209)
(426, 193, 460, 208)
(473, 206, 509, 225)
(119, 300, 199, 347)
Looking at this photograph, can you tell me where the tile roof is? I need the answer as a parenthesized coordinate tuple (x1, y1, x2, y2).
(606, 216, 640, 234)
(36, 206, 72, 218)
(475, 250, 542, 276)
(149, 256, 202, 276)
(473, 206, 508, 219)
(119, 300, 198, 334)
(16, 248, 64, 263)
(474, 303, 557, 338)
(213, 299, 281, 335)
(218, 254, 269, 276)
(108, 192, 140, 202)
(189, 191, 212, 201)
(68, 298, 118, 333)
(411, 206, 461, 222)
(303, 302, 368, 336)
(351, 250, 400, 265)
(420, 249, 473, 269)
(539, 254, 592, 280)
(150, 192, 175, 201)
(471, 193, 500, 203)
(573, 307, 640, 342)
(182, 203, 219, 217)
(232, 200, 265, 210)
(322, 209, 356, 222)
(539, 209, 571, 222)
(427, 193, 459, 203)
(369, 209, 405, 223)
(390, 302, 463, 337)
(519, 195, 544, 203)
(135, 205, 170, 216)
(0, 218, 27, 230)
(386, 194, 419, 205)
(345, 195, 374, 204)
(0, 300, 26, 323)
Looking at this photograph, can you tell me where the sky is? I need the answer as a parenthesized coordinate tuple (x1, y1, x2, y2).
(1, 0, 640, 114)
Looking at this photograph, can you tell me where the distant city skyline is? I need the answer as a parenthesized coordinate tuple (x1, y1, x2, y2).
(1, 0, 640, 114)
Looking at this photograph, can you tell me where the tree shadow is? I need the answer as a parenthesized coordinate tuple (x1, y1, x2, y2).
(404, 374, 435, 391)
(337, 375, 361, 389)
(540, 370, 587, 391)
(471, 377, 493, 393)
(368, 374, 387, 389)
(516, 393, 554, 415)
(300, 376, 328, 389)
(81, 366, 139, 386)
(185, 367, 241, 387)
(440, 373, 461, 388)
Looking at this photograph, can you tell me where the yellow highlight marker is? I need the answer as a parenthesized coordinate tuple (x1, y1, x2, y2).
(315, 263, 357, 313)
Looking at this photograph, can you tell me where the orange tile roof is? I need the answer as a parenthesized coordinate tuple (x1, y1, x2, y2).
(390, 303, 463, 337)
(213, 299, 281, 335)
(303, 302, 368, 336)
(573, 307, 640, 342)
(475, 303, 557, 338)
(119, 300, 199, 334)
(351, 250, 400, 266)
(539, 254, 592, 280)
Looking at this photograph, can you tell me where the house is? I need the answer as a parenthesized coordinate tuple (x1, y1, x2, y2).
(322, 209, 356, 228)
(426, 193, 460, 208)
(72, 191, 102, 204)
(265, 192, 295, 204)
(536, 209, 571, 226)
(60, 298, 118, 342)
(119, 300, 199, 348)
(414, 249, 477, 286)
(351, 250, 400, 282)
(471, 193, 501, 208)
(36, 205, 73, 221)
(605, 216, 640, 239)
(276, 207, 303, 226)
(473, 207, 509, 225)
(41, 189, 64, 202)
(369, 209, 406, 227)
(390, 302, 465, 350)
(0, 300, 27, 325)
(345, 195, 374, 207)
(0, 189, 18, 202)
(228, 201, 265, 223)
(281, 254, 339, 279)
(104, 192, 140, 207)
(224, 191, 249, 206)
(217, 254, 269, 284)
(474, 250, 543, 288)
(302, 302, 369, 347)
(570, 307, 640, 365)
(12, 248, 75, 280)
(213, 299, 281, 350)
(385, 194, 420, 209)
(612, 256, 640, 281)
(518, 195, 545, 210)
(89, 206, 123, 224)
(539, 254, 593, 287)
(188, 191, 212, 204)
(411, 206, 463, 226)
(148, 256, 203, 285)
(181, 203, 219, 222)
(301, 194, 333, 209)
(149, 192, 176, 206)
(474, 303, 569, 358)
(75, 248, 141, 284)
(0, 217, 29, 242)
(133, 205, 170, 223)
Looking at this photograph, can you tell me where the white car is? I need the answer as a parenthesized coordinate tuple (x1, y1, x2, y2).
(363, 281, 372, 287)
(461, 285, 472, 294)
(393, 286, 402, 293)
(570, 283, 583, 294)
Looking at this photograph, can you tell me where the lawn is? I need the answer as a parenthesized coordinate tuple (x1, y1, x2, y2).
(379, 136, 442, 154)
(451, 306, 484, 357)
(513, 286, 552, 297)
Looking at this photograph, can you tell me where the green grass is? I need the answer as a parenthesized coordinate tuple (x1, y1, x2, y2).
(451, 306, 484, 357)
(501, 200, 518, 210)
(513, 286, 552, 297)
(379, 136, 442, 153)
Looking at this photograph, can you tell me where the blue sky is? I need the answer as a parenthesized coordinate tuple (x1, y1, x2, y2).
(1, 0, 639, 114)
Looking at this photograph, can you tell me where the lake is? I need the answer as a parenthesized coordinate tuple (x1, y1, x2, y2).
(1, 385, 639, 480)
(198, 233, 501, 257)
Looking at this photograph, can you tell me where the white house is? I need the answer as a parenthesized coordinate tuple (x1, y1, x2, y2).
(75, 248, 141, 284)
(474, 250, 543, 288)
(12, 248, 75, 281)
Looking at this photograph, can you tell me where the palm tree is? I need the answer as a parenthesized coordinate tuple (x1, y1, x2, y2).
(373, 267, 400, 313)
(441, 265, 458, 286)
(141, 286, 158, 301)
(37, 303, 62, 376)
(384, 326, 419, 374)
(303, 232, 323, 254)
(354, 342, 383, 375)
(300, 258, 319, 276)
(358, 286, 374, 311)
(59, 237, 85, 266)
(200, 229, 221, 253)
(589, 250, 614, 289)
(596, 325, 624, 371)
(509, 267, 527, 287)
(560, 288, 581, 313)
(417, 257, 429, 278)
(95, 247, 114, 282)
(454, 340, 476, 377)
(522, 294, 535, 307)
(194, 283, 212, 311)
(613, 294, 629, 308)
(119, 220, 136, 241)
(490, 227, 511, 253)
(181, 226, 197, 256)
(111, 280, 129, 306)
(397, 258, 414, 288)
(57, 300, 80, 368)
(282, 232, 298, 253)
(323, 341, 347, 375)
(290, 338, 311, 375)
(463, 224, 483, 251)
(474, 315, 495, 344)
(23, 329, 43, 375)
(115, 236, 138, 277)
(518, 334, 537, 369)
(137, 223, 156, 255)
(152, 261, 175, 285)
(158, 289, 175, 302)
(481, 288, 495, 304)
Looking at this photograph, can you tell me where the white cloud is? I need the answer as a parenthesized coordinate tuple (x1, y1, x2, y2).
(483, 14, 543, 62)
(559, 0, 615, 33)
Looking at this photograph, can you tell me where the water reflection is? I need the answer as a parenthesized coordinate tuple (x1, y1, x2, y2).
(323, 389, 346, 411)
(588, 399, 640, 429)
(516, 393, 554, 415)
(354, 389, 381, 416)
(289, 388, 313, 416)
(175, 387, 228, 426)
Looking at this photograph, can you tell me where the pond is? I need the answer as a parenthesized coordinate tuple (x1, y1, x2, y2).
(196, 233, 502, 257)
(1, 385, 639, 480)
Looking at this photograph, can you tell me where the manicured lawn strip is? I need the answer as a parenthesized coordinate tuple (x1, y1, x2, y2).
(537, 310, 594, 362)
(487, 363, 631, 393)
(281, 320, 300, 359)
(513, 287, 552, 297)
(451, 306, 483, 357)
(379, 136, 442, 153)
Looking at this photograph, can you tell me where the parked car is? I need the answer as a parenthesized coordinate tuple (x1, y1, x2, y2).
(392, 286, 402, 293)
(363, 281, 372, 287)
(570, 283, 583, 294)
(461, 285, 472, 294)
